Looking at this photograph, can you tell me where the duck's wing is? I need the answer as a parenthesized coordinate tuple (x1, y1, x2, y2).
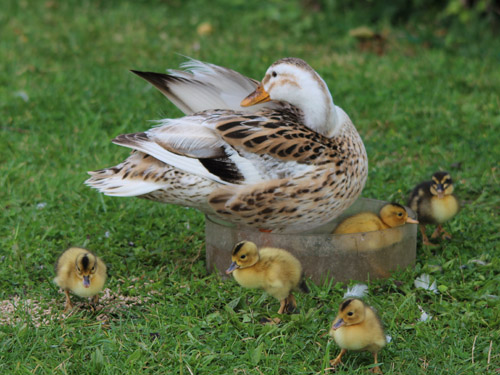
(111, 117, 239, 186)
(132, 58, 281, 115)
(214, 107, 336, 164)
(110, 104, 339, 187)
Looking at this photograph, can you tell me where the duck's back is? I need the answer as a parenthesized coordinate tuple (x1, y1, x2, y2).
(334, 212, 386, 234)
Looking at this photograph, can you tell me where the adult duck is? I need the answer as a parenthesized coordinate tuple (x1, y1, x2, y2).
(86, 58, 367, 233)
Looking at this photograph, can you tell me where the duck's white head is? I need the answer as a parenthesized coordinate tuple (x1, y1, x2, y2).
(241, 58, 339, 137)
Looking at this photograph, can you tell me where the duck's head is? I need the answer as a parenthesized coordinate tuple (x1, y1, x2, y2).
(241, 58, 339, 137)
(380, 203, 418, 228)
(75, 252, 98, 288)
(330, 298, 366, 331)
(430, 171, 454, 199)
(225, 241, 259, 274)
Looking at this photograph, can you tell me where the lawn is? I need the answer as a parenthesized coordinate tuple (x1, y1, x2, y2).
(1, 0, 499, 374)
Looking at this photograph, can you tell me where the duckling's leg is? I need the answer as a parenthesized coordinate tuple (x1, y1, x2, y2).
(258, 300, 287, 325)
(431, 224, 452, 241)
(441, 230, 452, 240)
(90, 295, 99, 311)
(277, 299, 287, 314)
(330, 348, 346, 367)
(256, 300, 287, 324)
(283, 293, 298, 314)
(370, 352, 382, 373)
(430, 225, 441, 239)
(259, 317, 281, 324)
(420, 225, 437, 246)
(63, 290, 73, 313)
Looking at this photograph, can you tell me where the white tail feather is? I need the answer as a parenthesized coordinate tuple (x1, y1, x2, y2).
(414, 274, 439, 294)
(85, 175, 163, 197)
(343, 284, 368, 299)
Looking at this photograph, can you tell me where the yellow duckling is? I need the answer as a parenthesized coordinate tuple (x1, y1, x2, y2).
(333, 202, 418, 235)
(408, 171, 459, 246)
(226, 241, 309, 320)
(54, 247, 107, 312)
(329, 285, 387, 373)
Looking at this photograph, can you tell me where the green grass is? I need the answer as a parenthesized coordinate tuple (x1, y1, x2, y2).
(1, 0, 499, 374)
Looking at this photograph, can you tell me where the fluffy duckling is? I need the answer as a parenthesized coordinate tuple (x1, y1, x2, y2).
(226, 241, 309, 320)
(329, 285, 386, 373)
(333, 202, 418, 235)
(408, 171, 459, 246)
(54, 247, 107, 312)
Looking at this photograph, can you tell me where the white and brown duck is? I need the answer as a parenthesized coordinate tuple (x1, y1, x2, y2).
(86, 58, 368, 233)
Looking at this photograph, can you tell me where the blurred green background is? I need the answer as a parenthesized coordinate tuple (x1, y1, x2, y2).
(1, 1, 499, 374)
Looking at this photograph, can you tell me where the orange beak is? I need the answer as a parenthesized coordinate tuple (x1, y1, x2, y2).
(240, 84, 270, 107)
(406, 217, 419, 224)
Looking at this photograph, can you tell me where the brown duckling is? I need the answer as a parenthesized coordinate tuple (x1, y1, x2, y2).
(408, 171, 459, 246)
(333, 202, 418, 235)
(226, 241, 309, 321)
(54, 247, 107, 312)
(329, 285, 387, 373)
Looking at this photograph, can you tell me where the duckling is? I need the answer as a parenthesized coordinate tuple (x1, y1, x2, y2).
(329, 285, 386, 373)
(333, 202, 418, 235)
(53, 247, 107, 312)
(226, 241, 309, 321)
(408, 171, 459, 246)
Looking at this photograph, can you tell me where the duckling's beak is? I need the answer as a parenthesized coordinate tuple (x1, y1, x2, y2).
(240, 84, 270, 107)
(406, 217, 419, 224)
(226, 261, 239, 274)
(436, 184, 444, 199)
(83, 275, 90, 288)
(331, 318, 345, 330)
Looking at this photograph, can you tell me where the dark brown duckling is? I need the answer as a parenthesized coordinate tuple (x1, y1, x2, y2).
(408, 171, 459, 246)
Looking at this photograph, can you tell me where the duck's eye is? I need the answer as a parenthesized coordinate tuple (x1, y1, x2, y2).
(397, 212, 403, 217)
(347, 311, 354, 316)
(91, 266, 95, 272)
(271, 71, 277, 78)
(240, 255, 246, 259)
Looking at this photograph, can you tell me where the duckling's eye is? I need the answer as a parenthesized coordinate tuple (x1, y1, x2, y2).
(271, 71, 277, 78)
(240, 255, 246, 259)
(347, 311, 354, 316)
(397, 212, 403, 217)
(91, 266, 95, 272)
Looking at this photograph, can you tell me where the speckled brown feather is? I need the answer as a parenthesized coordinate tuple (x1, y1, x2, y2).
(216, 107, 343, 164)
(88, 150, 218, 211)
(209, 117, 367, 231)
